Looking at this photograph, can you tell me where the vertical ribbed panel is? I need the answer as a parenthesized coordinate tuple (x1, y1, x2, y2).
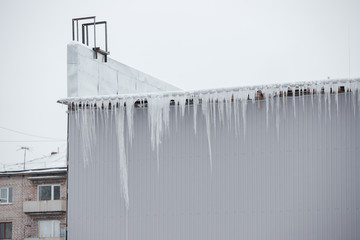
(68, 93, 360, 240)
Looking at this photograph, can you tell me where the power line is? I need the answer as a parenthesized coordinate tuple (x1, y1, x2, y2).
(0, 140, 65, 143)
(0, 126, 65, 141)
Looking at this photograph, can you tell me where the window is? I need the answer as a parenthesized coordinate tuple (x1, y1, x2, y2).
(0, 222, 12, 240)
(38, 185, 60, 201)
(0, 187, 12, 204)
(38, 220, 60, 238)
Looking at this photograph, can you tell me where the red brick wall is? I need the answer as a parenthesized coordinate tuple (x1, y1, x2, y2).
(0, 172, 67, 240)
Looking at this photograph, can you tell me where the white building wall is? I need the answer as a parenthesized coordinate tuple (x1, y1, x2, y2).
(67, 92, 360, 240)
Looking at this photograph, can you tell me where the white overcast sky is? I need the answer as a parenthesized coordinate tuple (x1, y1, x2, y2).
(0, 0, 359, 166)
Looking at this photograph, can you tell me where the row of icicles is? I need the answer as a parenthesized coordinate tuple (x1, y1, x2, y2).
(70, 81, 360, 211)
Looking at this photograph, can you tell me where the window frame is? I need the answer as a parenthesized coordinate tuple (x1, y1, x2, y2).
(38, 220, 60, 238)
(37, 184, 61, 201)
(0, 222, 12, 240)
(0, 187, 12, 204)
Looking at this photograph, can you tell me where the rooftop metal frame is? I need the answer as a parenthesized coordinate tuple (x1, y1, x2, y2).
(72, 16, 109, 62)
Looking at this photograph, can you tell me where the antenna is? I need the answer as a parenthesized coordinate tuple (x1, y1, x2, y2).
(17, 146, 29, 170)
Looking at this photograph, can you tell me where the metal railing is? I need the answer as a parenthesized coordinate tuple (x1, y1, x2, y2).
(72, 16, 109, 62)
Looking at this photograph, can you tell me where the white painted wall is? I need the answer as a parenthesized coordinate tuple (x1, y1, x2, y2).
(67, 42, 181, 97)
(67, 93, 360, 240)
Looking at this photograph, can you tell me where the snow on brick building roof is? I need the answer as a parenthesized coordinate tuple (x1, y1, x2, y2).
(0, 148, 66, 174)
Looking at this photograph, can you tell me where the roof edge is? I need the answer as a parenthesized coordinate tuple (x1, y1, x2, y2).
(0, 167, 67, 176)
(58, 78, 360, 105)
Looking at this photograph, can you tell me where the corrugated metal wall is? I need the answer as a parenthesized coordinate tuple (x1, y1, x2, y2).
(68, 93, 360, 240)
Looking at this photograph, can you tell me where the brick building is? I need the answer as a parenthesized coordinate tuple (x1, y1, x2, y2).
(0, 151, 66, 240)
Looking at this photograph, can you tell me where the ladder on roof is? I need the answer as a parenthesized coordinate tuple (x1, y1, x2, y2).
(72, 16, 110, 62)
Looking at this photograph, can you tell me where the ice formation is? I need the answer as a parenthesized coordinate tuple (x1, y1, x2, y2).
(65, 78, 360, 210)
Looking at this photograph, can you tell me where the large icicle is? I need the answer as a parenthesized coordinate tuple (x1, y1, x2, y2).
(193, 95, 198, 134)
(200, 93, 213, 173)
(115, 103, 130, 210)
(125, 98, 135, 145)
(233, 89, 249, 138)
(275, 94, 280, 140)
(147, 95, 171, 172)
(76, 103, 96, 168)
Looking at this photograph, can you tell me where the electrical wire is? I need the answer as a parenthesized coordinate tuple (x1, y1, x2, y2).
(0, 140, 65, 143)
(0, 126, 65, 141)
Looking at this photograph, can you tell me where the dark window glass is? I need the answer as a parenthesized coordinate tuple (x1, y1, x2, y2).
(5, 223, 11, 239)
(54, 186, 60, 200)
(0, 223, 12, 239)
(0, 223, 4, 239)
(39, 186, 52, 200)
(8, 188, 12, 203)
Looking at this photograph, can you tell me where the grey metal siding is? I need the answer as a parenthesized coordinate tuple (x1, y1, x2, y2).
(68, 93, 360, 240)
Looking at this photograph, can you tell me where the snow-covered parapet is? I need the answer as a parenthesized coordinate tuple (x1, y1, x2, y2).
(67, 42, 181, 97)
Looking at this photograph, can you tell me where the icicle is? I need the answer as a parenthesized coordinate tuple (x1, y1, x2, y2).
(270, 88, 274, 115)
(193, 95, 198, 134)
(241, 97, 247, 139)
(79, 102, 96, 168)
(292, 87, 296, 118)
(353, 80, 360, 115)
(217, 93, 225, 127)
(324, 84, 331, 120)
(262, 87, 271, 130)
(115, 103, 129, 210)
(357, 83, 360, 115)
(200, 93, 213, 173)
(233, 95, 240, 136)
(173, 96, 178, 128)
(350, 81, 356, 116)
(225, 94, 232, 132)
(147, 95, 171, 172)
(212, 94, 217, 132)
(175, 95, 187, 118)
(235, 89, 248, 139)
(281, 87, 286, 118)
(251, 89, 256, 104)
(125, 97, 135, 146)
(301, 86, 305, 113)
(333, 83, 339, 119)
(316, 84, 322, 119)
(310, 86, 314, 110)
(275, 94, 280, 141)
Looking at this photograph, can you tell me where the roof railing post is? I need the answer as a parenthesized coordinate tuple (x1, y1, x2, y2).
(81, 25, 85, 44)
(86, 25, 89, 46)
(93, 16, 96, 49)
(76, 21, 79, 41)
(105, 22, 108, 52)
(72, 20, 75, 41)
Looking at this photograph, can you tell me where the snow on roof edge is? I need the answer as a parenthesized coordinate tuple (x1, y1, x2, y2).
(0, 167, 67, 176)
(58, 78, 360, 105)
